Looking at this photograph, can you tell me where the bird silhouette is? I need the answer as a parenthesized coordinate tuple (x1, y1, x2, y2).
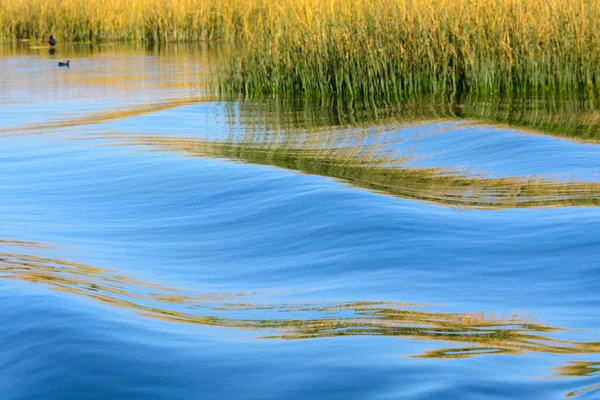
(58, 60, 70, 68)
(48, 36, 56, 46)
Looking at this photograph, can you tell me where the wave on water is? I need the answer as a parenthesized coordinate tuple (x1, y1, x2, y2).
(2, 48, 600, 399)
(2, 239, 600, 375)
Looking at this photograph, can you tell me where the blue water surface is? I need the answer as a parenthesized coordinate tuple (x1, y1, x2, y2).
(1, 44, 600, 400)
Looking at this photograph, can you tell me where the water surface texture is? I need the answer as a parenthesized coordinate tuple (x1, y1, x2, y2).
(2, 44, 600, 400)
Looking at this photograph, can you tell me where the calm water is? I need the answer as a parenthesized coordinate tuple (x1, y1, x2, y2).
(1, 43, 600, 399)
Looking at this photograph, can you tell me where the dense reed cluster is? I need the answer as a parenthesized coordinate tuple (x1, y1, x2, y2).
(0, 0, 244, 42)
(224, 0, 600, 97)
(2, 0, 600, 97)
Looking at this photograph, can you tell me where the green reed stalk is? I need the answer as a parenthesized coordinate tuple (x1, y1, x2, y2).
(2, 0, 599, 98)
(222, 0, 600, 98)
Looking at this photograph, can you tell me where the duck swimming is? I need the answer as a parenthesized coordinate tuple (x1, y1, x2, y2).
(48, 36, 56, 46)
(58, 60, 70, 68)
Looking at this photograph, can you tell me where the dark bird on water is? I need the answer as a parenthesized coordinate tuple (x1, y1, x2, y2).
(48, 36, 56, 46)
(58, 60, 70, 68)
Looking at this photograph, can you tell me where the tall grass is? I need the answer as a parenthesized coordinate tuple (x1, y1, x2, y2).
(2, 0, 600, 97)
(0, 0, 249, 42)
(223, 0, 600, 98)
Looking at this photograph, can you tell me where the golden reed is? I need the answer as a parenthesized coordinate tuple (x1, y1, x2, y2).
(2, 0, 599, 97)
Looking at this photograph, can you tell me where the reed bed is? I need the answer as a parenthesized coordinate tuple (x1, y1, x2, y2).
(0, 0, 248, 42)
(223, 0, 600, 97)
(2, 0, 600, 97)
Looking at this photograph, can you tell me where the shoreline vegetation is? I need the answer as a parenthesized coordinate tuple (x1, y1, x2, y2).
(1, 0, 600, 98)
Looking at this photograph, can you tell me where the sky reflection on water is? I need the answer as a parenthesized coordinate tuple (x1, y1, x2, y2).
(1, 44, 600, 400)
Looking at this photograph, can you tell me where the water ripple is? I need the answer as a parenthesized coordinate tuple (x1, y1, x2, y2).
(2, 241, 600, 374)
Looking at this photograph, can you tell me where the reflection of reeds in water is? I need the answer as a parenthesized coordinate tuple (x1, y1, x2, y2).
(0, 98, 213, 134)
(230, 94, 600, 143)
(3, 92, 600, 208)
(2, 241, 600, 367)
(6, 99, 597, 208)
(2, 63, 599, 142)
(566, 382, 600, 398)
(451, 94, 600, 143)
(553, 361, 600, 398)
(0, 44, 221, 108)
(0, 239, 52, 249)
(556, 362, 600, 378)
(9, 92, 598, 144)
(113, 133, 600, 209)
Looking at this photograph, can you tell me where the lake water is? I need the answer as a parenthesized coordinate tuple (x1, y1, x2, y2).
(1, 43, 600, 399)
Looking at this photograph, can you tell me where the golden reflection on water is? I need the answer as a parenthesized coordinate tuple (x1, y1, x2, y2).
(1, 70, 600, 143)
(0, 43, 221, 107)
(0, 98, 216, 135)
(1, 40, 599, 143)
(107, 132, 600, 209)
(3, 46, 600, 396)
(0, 239, 53, 249)
(566, 383, 600, 398)
(3, 75, 600, 208)
(2, 239, 600, 378)
(222, 94, 600, 143)
(556, 361, 600, 378)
